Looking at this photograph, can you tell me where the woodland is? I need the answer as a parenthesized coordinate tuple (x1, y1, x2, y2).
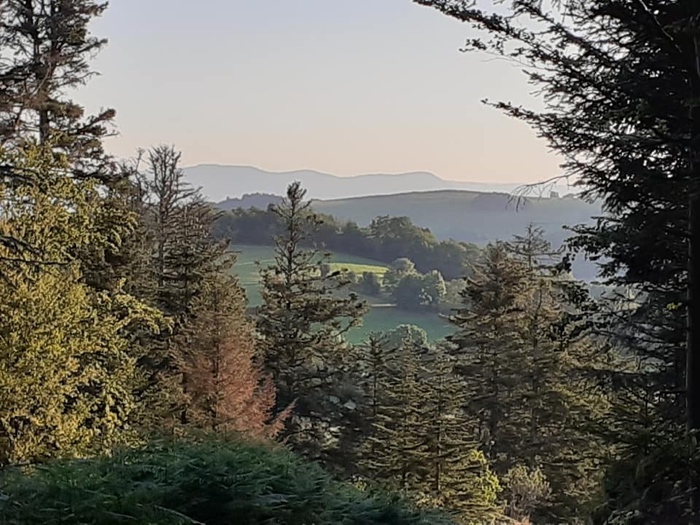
(0, 1, 699, 525)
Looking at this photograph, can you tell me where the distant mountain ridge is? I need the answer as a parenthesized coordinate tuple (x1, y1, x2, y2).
(184, 164, 578, 201)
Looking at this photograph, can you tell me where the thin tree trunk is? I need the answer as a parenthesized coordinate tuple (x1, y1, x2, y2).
(688, 194, 700, 520)
(686, 32, 700, 521)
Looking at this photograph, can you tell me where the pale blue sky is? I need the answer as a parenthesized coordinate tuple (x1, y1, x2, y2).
(78, 0, 562, 183)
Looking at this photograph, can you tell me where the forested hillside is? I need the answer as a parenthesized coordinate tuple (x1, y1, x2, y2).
(312, 190, 603, 280)
(0, 1, 699, 525)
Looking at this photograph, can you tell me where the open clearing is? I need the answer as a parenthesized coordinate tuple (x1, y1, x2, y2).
(231, 245, 454, 343)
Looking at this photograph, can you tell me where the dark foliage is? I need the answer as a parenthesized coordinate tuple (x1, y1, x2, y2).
(0, 437, 456, 525)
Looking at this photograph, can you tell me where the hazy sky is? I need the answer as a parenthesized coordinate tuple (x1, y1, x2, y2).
(78, 0, 563, 184)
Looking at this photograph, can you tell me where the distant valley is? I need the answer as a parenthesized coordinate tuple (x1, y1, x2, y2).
(196, 165, 603, 281)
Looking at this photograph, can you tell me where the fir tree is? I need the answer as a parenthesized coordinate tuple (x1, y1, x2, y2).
(449, 243, 530, 457)
(256, 181, 367, 460)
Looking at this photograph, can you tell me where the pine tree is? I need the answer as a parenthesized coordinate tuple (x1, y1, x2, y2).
(178, 272, 286, 439)
(256, 181, 367, 460)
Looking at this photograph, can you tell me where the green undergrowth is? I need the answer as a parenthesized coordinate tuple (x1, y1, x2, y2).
(0, 436, 456, 525)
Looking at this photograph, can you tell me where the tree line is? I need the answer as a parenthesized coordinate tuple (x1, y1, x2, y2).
(214, 206, 481, 281)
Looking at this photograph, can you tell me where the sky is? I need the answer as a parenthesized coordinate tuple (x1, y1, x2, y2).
(77, 0, 563, 184)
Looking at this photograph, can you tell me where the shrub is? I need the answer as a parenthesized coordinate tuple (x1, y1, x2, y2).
(0, 436, 456, 525)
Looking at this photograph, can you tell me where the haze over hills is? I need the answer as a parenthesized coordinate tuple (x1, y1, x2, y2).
(312, 190, 604, 280)
(313, 190, 601, 243)
(184, 164, 578, 202)
(193, 164, 603, 280)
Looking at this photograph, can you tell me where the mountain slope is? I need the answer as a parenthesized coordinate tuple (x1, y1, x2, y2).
(184, 164, 576, 201)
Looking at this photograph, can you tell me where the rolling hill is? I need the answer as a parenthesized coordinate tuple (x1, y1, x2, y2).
(185, 164, 578, 202)
(312, 190, 604, 280)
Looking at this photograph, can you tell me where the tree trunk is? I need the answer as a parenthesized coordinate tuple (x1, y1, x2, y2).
(688, 194, 700, 521)
(686, 33, 700, 521)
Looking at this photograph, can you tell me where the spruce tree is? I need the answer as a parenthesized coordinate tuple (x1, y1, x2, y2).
(0, 0, 139, 290)
(413, 0, 700, 519)
(449, 239, 608, 521)
(361, 335, 426, 492)
(449, 242, 530, 458)
(416, 347, 501, 523)
(357, 333, 500, 523)
(256, 181, 367, 460)
(0, 0, 114, 177)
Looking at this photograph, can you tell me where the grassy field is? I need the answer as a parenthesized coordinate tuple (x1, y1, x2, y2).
(347, 306, 454, 345)
(231, 244, 454, 343)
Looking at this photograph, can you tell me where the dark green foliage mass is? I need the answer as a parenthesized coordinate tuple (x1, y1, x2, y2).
(356, 333, 501, 524)
(214, 206, 479, 280)
(0, 437, 456, 525)
(449, 233, 610, 522)
(413, 0, 700, 520)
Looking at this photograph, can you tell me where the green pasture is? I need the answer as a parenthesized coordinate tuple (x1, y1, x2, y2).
(230, 244, 454, 343)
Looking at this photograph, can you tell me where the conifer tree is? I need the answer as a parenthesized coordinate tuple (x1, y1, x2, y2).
(449, 243, 530, 456)
(413, 0, 700, 518)
(178, 272, 286, 439)
(256, 181, 367, 460)
(361, 336, 426, 491)
(449, 239, 608, 521)
(0, 0, 114, 177)
(0, 0, 139, 289)
(416, 347, 501, 523)
(133, 145, 231, 430)
(357, 334, 500, 523)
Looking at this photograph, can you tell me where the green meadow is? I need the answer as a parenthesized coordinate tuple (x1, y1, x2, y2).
(231, 245, 454, 343)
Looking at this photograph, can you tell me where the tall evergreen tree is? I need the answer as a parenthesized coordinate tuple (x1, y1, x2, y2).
(357, 334, 500, 523)
(256, 181, 367, 460)
(416, 347, 501, 523)
(361, 335, 427, 491)
(0, 0, 137, 283)
(133, 145, 231, 430)
(413, 0, 700, 520)
(449, 240, 608, 521)
(0, 0, 114, 177)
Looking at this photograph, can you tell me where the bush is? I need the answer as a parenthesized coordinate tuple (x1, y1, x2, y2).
(0, 436, 456, 525)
